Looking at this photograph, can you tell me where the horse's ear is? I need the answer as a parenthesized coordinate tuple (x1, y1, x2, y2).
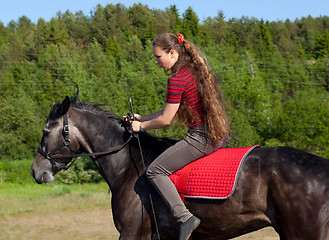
(57, 96, 71, 116)
(71, 83, 79, 104)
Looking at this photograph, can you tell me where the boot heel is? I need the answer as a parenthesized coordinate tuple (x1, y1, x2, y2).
(178, 215, 201, 240)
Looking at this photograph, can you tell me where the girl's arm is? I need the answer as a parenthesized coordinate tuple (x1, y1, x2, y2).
(132, 103, 180, 132)
(139, 110, 164, 122)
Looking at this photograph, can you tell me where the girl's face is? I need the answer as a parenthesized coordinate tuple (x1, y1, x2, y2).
(153, 46, 178, 72)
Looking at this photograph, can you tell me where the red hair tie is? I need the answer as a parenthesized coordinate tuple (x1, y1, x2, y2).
(177, 33, 184, 46)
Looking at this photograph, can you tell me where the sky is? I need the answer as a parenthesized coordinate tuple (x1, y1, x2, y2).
(0, 0, 328, 26)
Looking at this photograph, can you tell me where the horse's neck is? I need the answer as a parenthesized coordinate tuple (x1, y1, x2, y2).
(73, 108, 141, 189)
(73, 109, 123, 151)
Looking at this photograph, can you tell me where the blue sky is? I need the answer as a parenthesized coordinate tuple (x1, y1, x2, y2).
(0, 0, 328, 26)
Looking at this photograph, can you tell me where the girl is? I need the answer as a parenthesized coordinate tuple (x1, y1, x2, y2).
(130, 33, 229, 240)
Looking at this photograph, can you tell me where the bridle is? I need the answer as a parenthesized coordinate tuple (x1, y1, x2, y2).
(37, 114, 133, 172)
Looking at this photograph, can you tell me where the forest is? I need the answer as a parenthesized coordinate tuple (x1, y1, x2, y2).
(0, 3, 328, 162)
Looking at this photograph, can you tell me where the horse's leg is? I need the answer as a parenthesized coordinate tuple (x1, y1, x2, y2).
(113, 196, 152, 240)
(111, 178, 153, 240)
(113, 176, 178, 240)
(113, 199, 149, 239)
(273, 214, 329, 240)
(134, 174, 180, 240)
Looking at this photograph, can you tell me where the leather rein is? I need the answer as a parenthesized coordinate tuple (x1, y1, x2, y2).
(37, 114, 133, 171)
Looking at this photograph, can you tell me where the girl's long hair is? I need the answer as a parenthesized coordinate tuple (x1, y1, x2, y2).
(153, 33, 229, 143)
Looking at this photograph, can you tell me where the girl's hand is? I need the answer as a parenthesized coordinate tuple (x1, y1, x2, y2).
(134, 114, 141, 121)
(131, 120, 142, 132)
(123, 114, 141, 122)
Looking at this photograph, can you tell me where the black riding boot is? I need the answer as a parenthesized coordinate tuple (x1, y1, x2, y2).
(178, 215, 201, 240)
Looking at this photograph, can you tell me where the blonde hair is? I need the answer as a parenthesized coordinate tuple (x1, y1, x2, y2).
(153, 33, 229, 143)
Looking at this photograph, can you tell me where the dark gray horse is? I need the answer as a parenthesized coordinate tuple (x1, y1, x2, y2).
(31, 95, 329, 239)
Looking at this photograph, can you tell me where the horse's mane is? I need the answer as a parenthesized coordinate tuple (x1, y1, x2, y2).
(74, 102, 122, 122)
(47, 101, 121, 123)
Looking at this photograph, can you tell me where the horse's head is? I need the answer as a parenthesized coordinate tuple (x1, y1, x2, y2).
(31, 96, 82, 184)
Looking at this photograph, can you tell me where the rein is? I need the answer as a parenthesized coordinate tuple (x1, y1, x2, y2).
(38, 114, 133, 171)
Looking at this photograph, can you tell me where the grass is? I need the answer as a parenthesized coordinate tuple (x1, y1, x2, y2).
(0, 182, 110, 216)
(0, 182, 118, 240)
(0, 159, 119, 239)
(0, 158, 110, 219)
(0, 159, 35, 185)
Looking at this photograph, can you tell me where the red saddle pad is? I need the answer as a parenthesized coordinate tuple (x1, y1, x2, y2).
(169, 145, 259, 200)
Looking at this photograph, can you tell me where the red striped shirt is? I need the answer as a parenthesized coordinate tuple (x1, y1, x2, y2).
(166, 67, 204, 127)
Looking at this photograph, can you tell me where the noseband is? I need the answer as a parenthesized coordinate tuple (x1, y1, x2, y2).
(38, 114, 133, 171)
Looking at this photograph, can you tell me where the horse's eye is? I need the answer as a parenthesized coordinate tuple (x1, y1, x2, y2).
(43, 129, 51, 136)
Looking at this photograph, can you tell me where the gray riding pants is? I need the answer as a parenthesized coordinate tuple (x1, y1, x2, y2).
(146, 126, 228, 223)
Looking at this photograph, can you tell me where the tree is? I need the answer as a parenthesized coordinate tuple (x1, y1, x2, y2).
(182, 7, 199, 38)
(106, 36, 122, 59)
(47, 16, 70, 45)
(274, 90, 329, 157)
(90, 4, 108, 46)
(167, 5, 181, 33)
(128, 3, 153, 39)
(204, 11, 227, 44)
(314, 30, 329, 58)
(61, 10, 92, 48)
(0, 93, 43, 159)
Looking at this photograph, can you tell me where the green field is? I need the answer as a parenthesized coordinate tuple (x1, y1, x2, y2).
(0, 182, 110, 216)
(0, 159, 120, 240)
(0, 182, 121, 240)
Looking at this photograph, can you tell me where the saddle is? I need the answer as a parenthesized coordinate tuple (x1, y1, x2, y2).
(169, 145, 259, 200)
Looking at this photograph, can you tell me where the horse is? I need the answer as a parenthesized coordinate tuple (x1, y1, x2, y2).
(31, 94, 329, 240)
